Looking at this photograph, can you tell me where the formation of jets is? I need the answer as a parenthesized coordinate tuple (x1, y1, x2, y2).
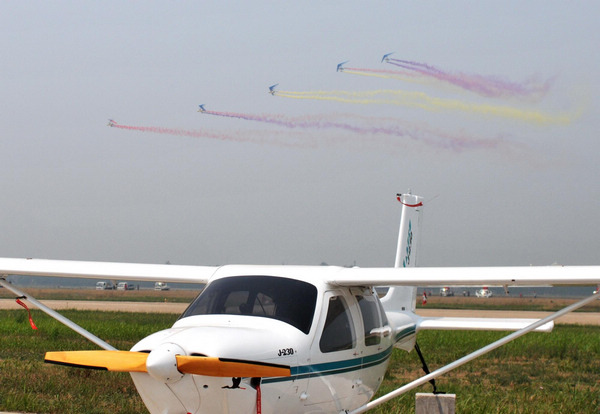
(140, 53, 401, 114)
(110, 52, 457, 128)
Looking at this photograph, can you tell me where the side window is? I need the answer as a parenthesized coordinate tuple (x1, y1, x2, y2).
(377, 298, 389, 327)
(356, 294, 382, 346)
(319, 296, 356, 353)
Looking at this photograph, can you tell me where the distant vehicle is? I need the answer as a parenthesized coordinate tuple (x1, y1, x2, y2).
(154, 282, 170, 291)
(476, 287, 493, 298)
(440, 287, 454, 297)
(117, 282, 134, 291)
(96, 281, 114, 290)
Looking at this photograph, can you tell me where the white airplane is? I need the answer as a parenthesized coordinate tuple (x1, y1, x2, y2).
(107, 119, 116, 127)
(475, 287, 493, 298)
(0, 192, 598, 414)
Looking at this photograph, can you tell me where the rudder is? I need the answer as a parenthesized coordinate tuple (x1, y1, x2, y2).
(381, 192, 424, 313)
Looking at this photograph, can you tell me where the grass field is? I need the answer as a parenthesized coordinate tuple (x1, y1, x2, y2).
(419, 295, 600, 312)
(0, 308, 598, 413)
(0, 287, 200, 303)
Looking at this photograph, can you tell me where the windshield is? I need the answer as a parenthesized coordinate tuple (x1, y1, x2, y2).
(181, 276, 318, 334)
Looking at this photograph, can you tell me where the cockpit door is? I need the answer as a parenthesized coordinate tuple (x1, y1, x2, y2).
(353, 287, 393, 403)
(304, 290, 360, 410)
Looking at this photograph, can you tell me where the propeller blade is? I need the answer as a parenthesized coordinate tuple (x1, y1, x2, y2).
(45, 350, 291, 378)
(176, 356, 291, 378)
(45, 350, 148, 372)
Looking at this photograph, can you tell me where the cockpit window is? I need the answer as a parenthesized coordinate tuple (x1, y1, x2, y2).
(180, 276, 317, 335)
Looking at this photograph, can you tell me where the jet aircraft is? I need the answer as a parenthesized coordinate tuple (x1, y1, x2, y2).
(198, 104, 206, 112)
(107, 119, 116, 127)
(0, 192, 598, 414)
(381, 52, 394, 63)
(336, 61, 349, 72)
(268, 84, 278, 95)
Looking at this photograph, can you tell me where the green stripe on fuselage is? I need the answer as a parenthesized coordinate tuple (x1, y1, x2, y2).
(263, 324, 416, 384)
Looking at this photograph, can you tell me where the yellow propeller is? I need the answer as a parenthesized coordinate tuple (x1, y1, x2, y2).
(176, 355, 291, 377)
(45, 350, 291, 378)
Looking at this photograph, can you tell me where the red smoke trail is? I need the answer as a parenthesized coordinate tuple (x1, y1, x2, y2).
(343, 66, 422, 77)
(108, 114, 523, 153)
(110, 121, 302, 148)
(113, 123, 233, 140)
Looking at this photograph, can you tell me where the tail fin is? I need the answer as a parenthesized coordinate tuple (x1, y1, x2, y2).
(394, 193, 424, 268)
(381, 192, 424, 313)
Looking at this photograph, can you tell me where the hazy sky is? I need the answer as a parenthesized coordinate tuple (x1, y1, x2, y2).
(1, 2, 598, 269)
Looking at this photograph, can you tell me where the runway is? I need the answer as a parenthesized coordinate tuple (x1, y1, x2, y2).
(0, 299, 188, 314)
(0, 299, 598, 325)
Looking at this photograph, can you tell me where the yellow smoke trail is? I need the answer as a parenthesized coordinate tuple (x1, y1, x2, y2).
(276, 89, 572, 125)
(342, 70, 435, 89)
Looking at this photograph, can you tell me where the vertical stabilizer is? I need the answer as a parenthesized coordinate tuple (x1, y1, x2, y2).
(381, 192, 424, 314)
(394, 193, 424, 268)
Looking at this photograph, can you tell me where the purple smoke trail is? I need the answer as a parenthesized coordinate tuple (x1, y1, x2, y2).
(387, 60, 504, 97)
(388, 58, 444, 75)
(202, 110, 513, 152)
(206, 110, 414, 137)
(386, 59, 552, 99)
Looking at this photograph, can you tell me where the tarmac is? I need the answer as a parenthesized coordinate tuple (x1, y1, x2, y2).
(0, 299, 598, 325)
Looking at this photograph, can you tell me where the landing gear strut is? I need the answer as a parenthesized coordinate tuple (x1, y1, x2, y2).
(414, 342, 444, 394)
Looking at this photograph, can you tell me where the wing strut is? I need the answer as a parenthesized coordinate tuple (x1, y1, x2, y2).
(0, 277, 116, 351)
(349, 291, 600, 414)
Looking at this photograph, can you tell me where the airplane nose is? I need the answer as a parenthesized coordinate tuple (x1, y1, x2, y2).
(145, 342, 185, 384)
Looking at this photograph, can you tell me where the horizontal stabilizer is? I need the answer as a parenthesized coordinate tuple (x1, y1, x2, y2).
(418, 317, 553, 332)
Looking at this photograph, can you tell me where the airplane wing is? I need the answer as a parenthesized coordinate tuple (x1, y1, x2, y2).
(0, 259, 597, 287)
(0, 258, 218, 284)
(330, 265, 600, 287)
